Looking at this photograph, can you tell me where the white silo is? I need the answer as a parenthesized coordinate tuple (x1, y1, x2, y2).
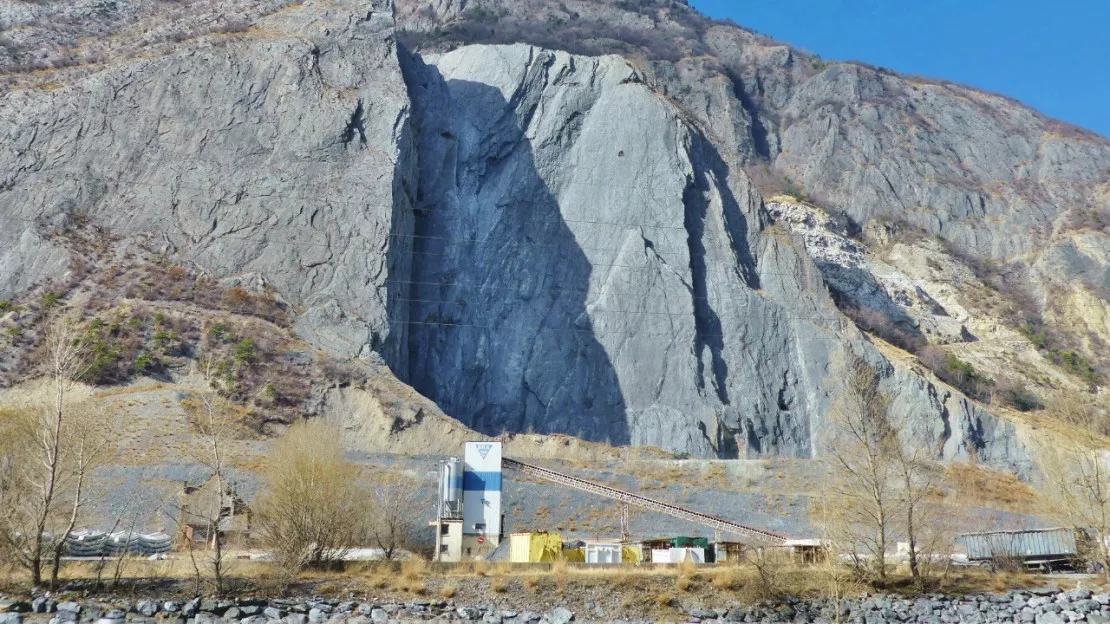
(462, 441, 502, 541)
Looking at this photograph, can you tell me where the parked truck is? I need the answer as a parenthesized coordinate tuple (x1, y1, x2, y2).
(956, 527, 1098, 572)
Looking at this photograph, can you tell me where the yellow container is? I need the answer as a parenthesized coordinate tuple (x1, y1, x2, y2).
(509, 532, 564, 562)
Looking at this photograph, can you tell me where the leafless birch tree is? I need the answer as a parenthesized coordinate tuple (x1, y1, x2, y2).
(367, 470, 427, 560)
(1038, 393, 1110, 578)
(0, 314, 98, 586)
(823, 354, 899, 582)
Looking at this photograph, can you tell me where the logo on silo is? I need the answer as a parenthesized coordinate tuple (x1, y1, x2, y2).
(476, 443, 494, 459)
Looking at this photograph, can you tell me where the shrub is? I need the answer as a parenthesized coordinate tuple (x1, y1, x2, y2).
(152, 329, 175, 352)
(0, 300, 12, 312)
(918, 347, 994, 402)
(42, 292, 61, 310)
(254, 420, 367, 570)
(996, 382, 1044, 412)
(843, 306, 926, 354)
(1053, 350, 1098, 384)
(234, 338, 257, 364)
(209, 322, 230, 341)
(132, 351, 158, 373)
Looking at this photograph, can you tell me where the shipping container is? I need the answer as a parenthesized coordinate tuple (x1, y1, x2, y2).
(585, 542, 622, 564)
(509, 532, 564, 563)
(956, 527, 1095, 571)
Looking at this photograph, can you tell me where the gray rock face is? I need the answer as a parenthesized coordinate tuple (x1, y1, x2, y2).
(0, 0, 1039, 469)
(0, 0, 417, 365)
(399, 42, 1033, 469)
(397, 0, 1110, 395)
(397, 0, 1110, 271)
(401, 43, 831, 455)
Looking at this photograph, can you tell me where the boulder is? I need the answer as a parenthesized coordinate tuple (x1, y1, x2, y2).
(541, 607, 573, 624)
(457, 607, 483, 621)
(1035, 612, 1065, 624)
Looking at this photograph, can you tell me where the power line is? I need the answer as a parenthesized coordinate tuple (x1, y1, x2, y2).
(3, 209, 815, 280)
(6, 173, 719, 233)
(387, 295, 846, 323)
(9, 175, 1109, 332)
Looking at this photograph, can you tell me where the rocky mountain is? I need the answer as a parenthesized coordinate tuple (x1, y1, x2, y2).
(1, 0, 1105, 476)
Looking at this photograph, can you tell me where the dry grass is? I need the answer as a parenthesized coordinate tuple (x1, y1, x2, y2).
(711, 566, 743, 591)
(654, 592, 675, 608)
(944, 462, 1043, 512)
(400, 556, 427, 581)
(0, 556, 1049, 616)
(552, 559, 568, 595)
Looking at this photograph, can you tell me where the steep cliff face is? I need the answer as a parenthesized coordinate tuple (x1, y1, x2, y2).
(0, 0, 416, 365)
(395, 0, 1110, 295)
(399, 44, 841, 456)
(0, 0, 1058, 476)
(393, 43, 1032, 471)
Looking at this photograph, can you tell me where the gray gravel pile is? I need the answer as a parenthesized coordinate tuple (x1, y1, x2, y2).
(5, 588, 1110, 623)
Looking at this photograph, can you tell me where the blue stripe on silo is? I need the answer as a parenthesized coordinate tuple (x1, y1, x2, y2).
(463, 471, 502, 491)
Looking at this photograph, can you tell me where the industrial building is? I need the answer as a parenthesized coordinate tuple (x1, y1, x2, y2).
(507, 532, 643, 564)
(432, 441, 790, 562)
(432, 441, 504, 562)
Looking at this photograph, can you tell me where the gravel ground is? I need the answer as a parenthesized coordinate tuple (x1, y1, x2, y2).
(0, 580, 1096, 624)
(88, 452, 1042, 547)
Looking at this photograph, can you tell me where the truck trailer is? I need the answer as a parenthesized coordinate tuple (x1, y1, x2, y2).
(956, 527, 1097, 572)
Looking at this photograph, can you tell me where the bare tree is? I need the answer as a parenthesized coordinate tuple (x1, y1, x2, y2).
(823, 354, 898, 582)
(255, 420, 366, 570)
(367, 470, 427, 560)
(1038, 392, 1110, 578)
(812, 496, 862, 624)
(0, 413, 19, 570)
(888, 417, 941, 585)
(176, 392, 239, 596)
(0, 314, 94, 586)
(49, 402, 114, 586)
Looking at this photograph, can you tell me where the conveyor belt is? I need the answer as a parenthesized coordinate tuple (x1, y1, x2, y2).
(502, 457, 787, 545)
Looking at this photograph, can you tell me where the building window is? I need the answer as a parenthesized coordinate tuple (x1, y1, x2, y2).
(440, 544, 449, 554)
(441, 523, 450, 535)
(474, 523, 486, 533)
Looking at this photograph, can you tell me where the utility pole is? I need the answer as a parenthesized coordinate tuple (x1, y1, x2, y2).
(620, 503, 630, 542)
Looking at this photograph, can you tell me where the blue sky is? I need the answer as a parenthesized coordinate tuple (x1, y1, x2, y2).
(690, 0, 1110, 138)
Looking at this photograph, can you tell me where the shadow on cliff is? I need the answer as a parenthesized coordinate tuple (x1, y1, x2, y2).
(396, 51, 630, 446)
